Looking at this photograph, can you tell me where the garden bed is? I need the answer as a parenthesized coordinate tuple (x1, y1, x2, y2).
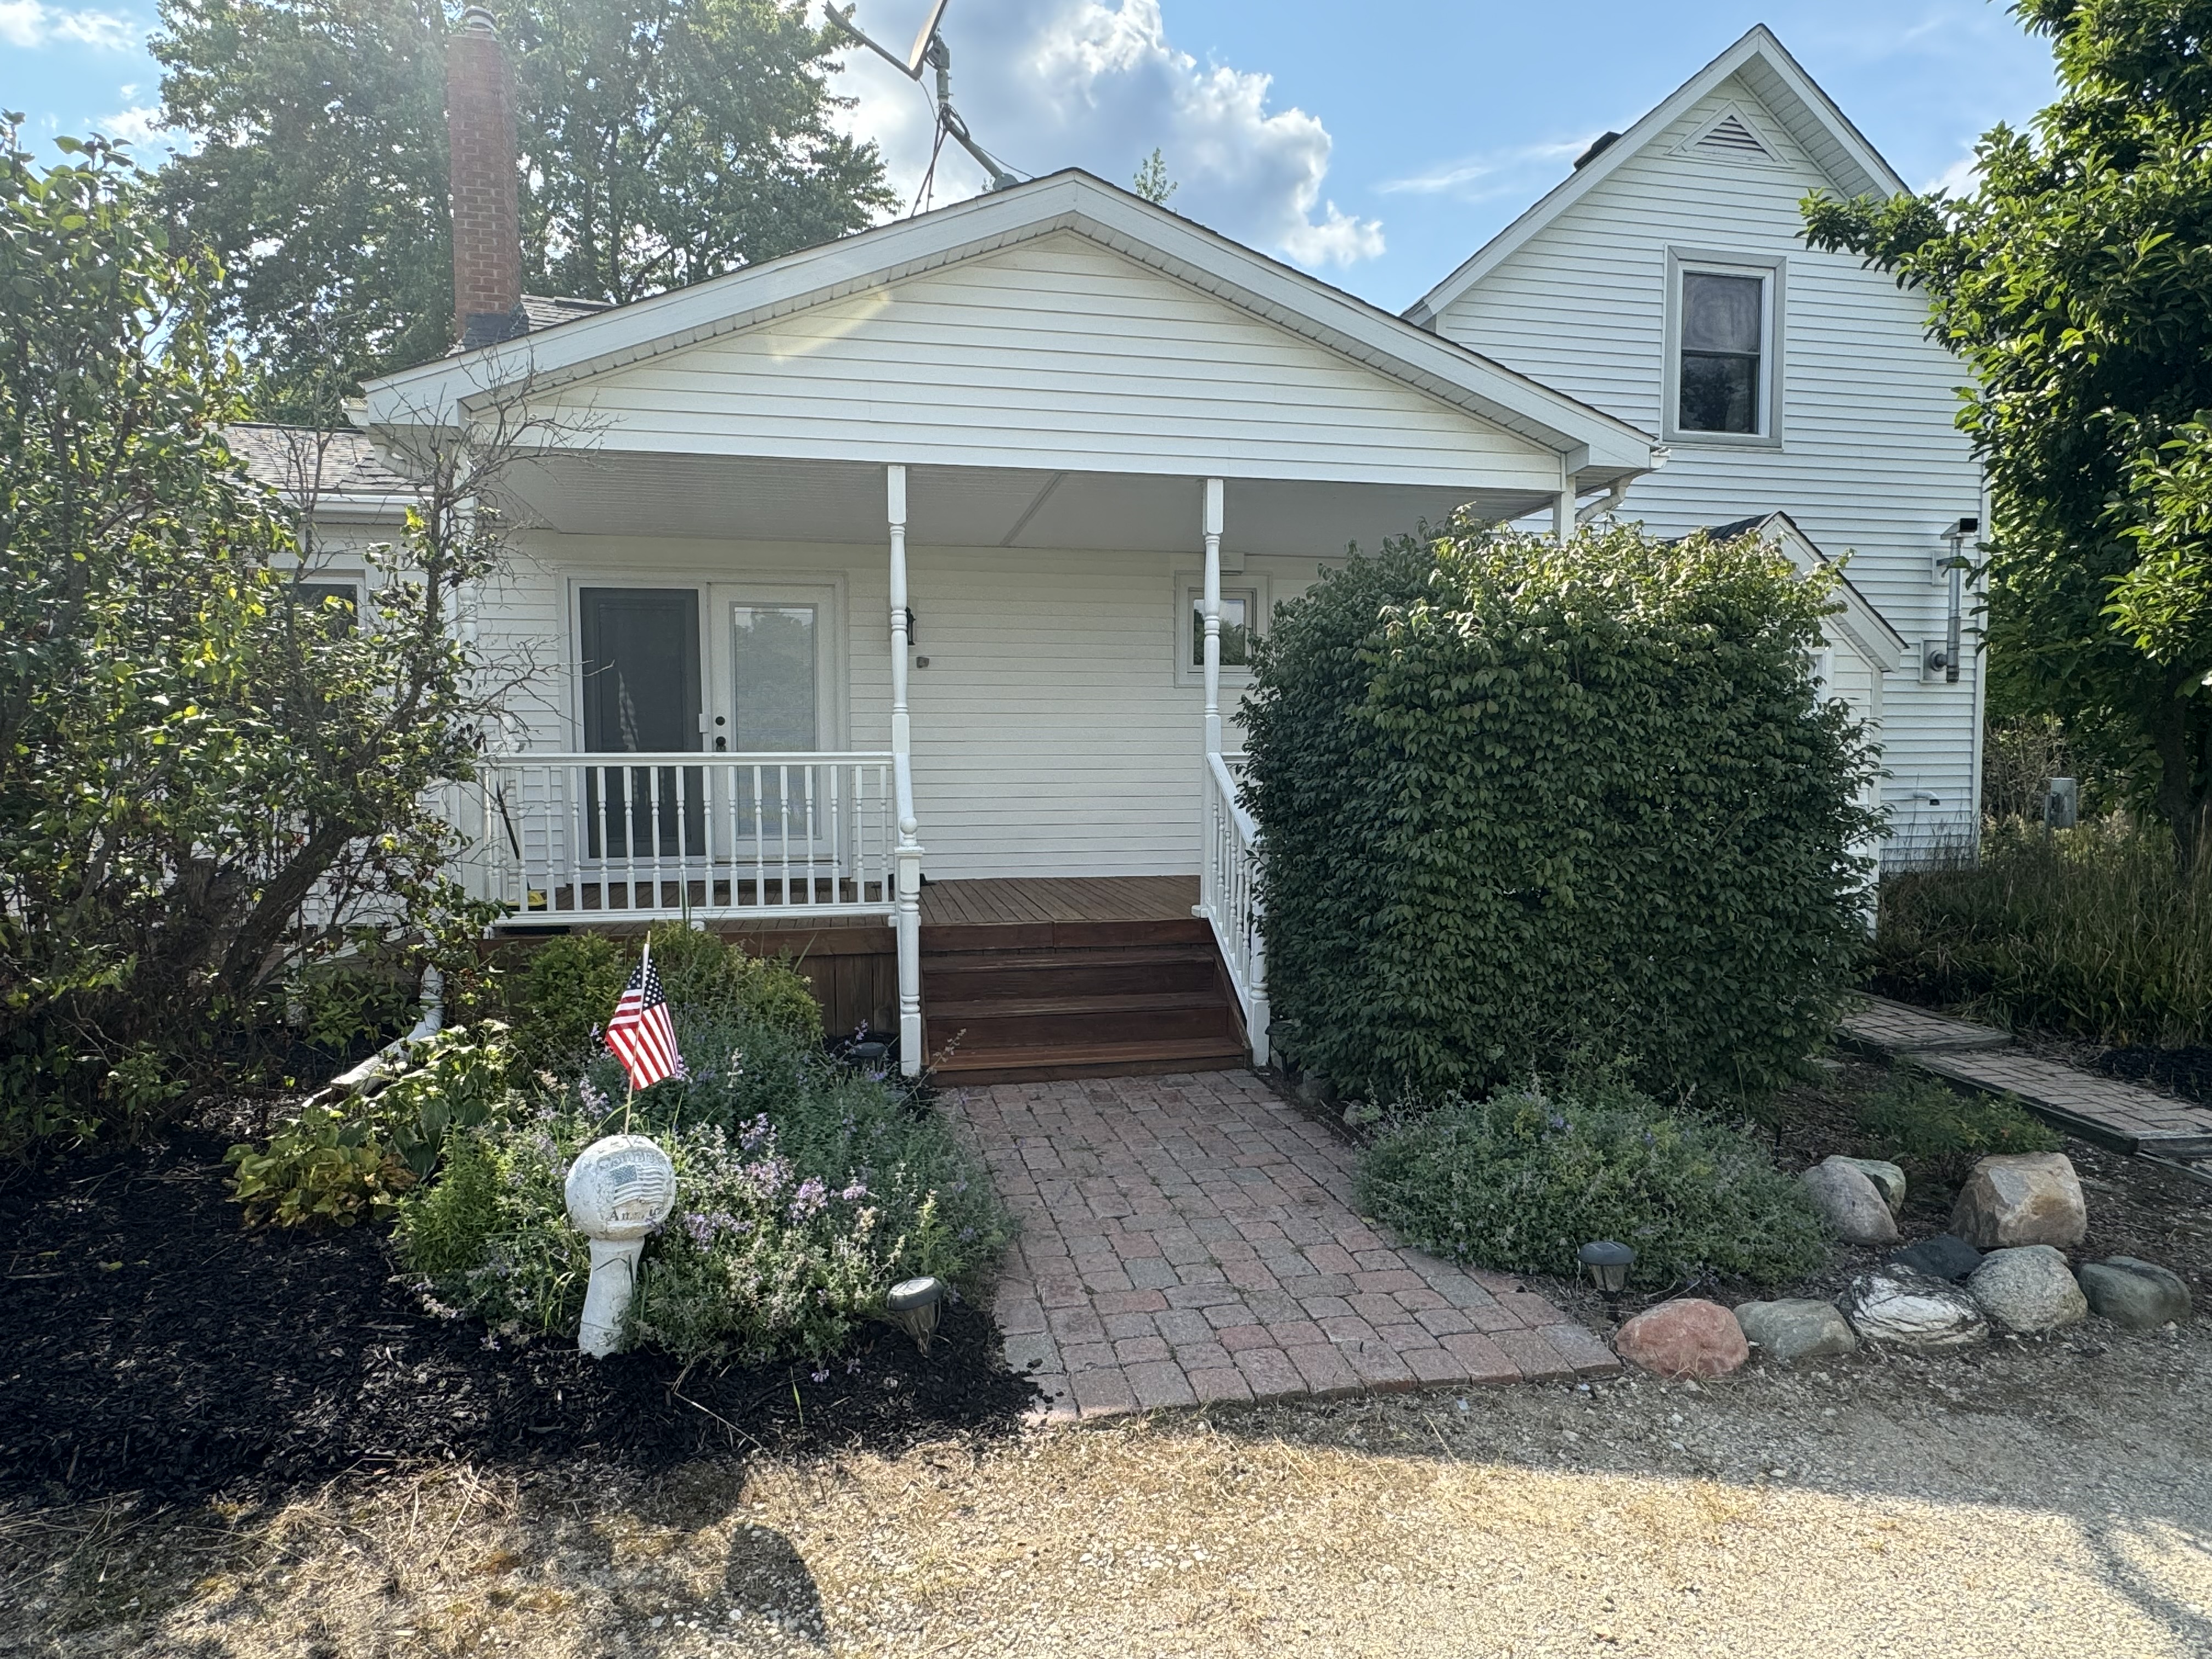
(0, 1128, 1036, 1508)
(1517, 1053, 2212, 1330)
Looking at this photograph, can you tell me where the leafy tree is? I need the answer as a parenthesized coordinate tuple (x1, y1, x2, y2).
(1802, 0, 2212, 862)
(0, 134, 517, 1149)
(1131, 146, 1176, 206)
(151, 0, 894, 403)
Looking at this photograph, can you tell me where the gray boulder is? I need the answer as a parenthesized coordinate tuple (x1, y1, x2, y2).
(1967, 1245, 2088, 1334)
(1951, 1152, 2087, 1248)
(2078, 1256, 2193, 1330)
(1889, 1234, 1982, 1283)
(1843, 1269, 1990, 1349)
(1801, 1156, 1901, 1244)
(1836, 1157, 1907, 1214)
(1734, 1298, 1859, 1362)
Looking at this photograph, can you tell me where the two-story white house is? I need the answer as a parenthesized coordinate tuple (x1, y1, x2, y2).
(315, 18, 1976, 1085)
(1408, 25, 1984, 866)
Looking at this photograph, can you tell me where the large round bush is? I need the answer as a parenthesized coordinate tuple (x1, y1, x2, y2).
(1243, 521, 1878, 1104)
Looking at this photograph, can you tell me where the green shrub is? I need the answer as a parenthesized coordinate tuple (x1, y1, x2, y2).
(287, 956, 420, 1054)
(503, 926, 822, 1085)
(396, 998, 1005, 1362)
(1243, 521, 1879, 1107)
(227, 1023, 510, 1227)
(226, 1102, 414, 1229)
(1858, 1067, 2063, 1179)
(1875, 817, 2212, 1048)
(507, 933, 629, 1080)
(1355, 1079, 1829, 1290)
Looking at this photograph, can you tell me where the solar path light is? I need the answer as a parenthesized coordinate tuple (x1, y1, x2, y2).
(1577, 1240, 1637, 1312)
(565, 1133, 678, 1357)
(885, 1276, 947, 1354)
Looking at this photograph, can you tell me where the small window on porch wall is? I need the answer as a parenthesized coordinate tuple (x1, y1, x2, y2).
(1190, 589, 1256, 668)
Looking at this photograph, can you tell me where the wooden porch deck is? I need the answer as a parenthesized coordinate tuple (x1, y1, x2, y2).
(489, 877, 1241, 1080)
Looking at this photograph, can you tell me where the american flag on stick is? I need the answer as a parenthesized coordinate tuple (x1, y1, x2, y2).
(604, 942, 680, 1092)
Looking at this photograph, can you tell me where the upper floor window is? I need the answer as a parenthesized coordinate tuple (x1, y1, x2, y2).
(1665, 250, 1784, 448)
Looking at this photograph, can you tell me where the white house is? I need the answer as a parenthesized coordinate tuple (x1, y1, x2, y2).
(1408, 25, 1986, 865)
(315, 16, 1972, 1084)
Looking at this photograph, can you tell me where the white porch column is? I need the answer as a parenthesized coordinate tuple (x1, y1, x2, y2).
(887, 464, 925, 1075)
(1201, 477, 1224, 755)
(1553, 484, 1575, 545)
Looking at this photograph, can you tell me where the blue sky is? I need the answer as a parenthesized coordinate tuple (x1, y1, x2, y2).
(4, 0, 2057, 312)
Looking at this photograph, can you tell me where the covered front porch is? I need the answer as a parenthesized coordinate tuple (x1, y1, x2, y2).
(362, 173, 1658, 1076)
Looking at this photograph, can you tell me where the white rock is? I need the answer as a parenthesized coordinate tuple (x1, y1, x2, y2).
(1842, 1269, 1989, 1349)
(1967, 1245, 2088, 1334)
(1801, 1156, 1901, 1244)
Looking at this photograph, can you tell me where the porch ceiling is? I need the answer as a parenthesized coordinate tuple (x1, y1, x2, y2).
(497, 452, 1545, 558)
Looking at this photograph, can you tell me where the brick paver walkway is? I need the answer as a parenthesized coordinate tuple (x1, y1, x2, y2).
(947, 1071, 1619, 1424)
(1842, 995, 2212, 1156)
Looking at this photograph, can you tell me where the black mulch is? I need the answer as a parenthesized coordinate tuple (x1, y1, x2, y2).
(2089, 1045, 2212, 1108)
(0, 1133, 1036, 1508)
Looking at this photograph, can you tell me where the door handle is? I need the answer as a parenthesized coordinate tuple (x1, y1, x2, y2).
(715, 736, 727, 752)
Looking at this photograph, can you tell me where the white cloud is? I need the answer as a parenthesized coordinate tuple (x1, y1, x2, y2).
(822, 0, 1383, 268)
(1925, 147, 1980, 196)
(94, 103, 163, 145)
(1381, 138, 1592, 203)
(0, 0, 134, 49)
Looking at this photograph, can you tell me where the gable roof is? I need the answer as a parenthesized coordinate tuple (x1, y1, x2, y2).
(1694, 511, 1909, 665)
(1403, 26, 1908, 329)
(360, 169, 1656, 481)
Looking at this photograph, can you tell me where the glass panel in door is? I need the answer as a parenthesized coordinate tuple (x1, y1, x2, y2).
(724, 600, 827, 903)
(577, 586, 704, 863)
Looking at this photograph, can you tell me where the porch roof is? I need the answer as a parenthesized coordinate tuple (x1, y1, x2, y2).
(359, 170, 1659, 496)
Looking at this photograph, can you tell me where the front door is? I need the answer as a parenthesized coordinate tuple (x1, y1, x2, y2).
(712, 588, 841, 898)
(577, 586, 703, 861)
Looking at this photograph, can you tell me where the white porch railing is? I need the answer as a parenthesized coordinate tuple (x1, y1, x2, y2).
(1199, 749, 1268, 1065)
(472, 751, 899, 922)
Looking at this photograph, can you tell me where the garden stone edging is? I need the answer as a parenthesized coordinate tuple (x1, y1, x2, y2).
(1889, 1234, 1983, 1283)
(2078, 1257, 2193, 1330)
(1951, 1153, 2089, 1249)
(1966, 1245, 2089, 1335)
(1733, 1298, 1858, 1362)
(1613, 1299, 1748, 1380)
(1801, 1156, 1901, 1245)
(1842, 1268, 1990, 1349)
(1835, 1157, 1907, 1214)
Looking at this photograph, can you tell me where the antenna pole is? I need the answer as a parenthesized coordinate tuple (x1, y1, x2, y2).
(827, 2, 1019, 193)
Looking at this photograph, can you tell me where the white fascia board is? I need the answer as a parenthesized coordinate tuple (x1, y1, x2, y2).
(360, 171, 1655, 478)
(1404, 25, 1909, 328)
(1759, 512, 1912, 666)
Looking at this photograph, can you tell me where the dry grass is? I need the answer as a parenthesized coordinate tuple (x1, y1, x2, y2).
(7, 1326, 2212, 1658)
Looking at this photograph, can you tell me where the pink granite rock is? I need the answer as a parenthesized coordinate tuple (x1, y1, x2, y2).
(1613, 1298, 1749, 1380)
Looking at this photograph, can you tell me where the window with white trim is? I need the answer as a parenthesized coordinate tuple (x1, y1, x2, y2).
(1176, 580, 1263, 685)
(1664, 251, 1784, 447)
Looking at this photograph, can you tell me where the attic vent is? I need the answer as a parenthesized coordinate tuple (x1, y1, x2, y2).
(1694, 112, 1774, 161)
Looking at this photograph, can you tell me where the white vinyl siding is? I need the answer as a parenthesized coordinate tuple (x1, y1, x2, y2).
(471, 533, 1328, 881)
(527, 234, 1566, 494)
(1431, 76, 1984, 865)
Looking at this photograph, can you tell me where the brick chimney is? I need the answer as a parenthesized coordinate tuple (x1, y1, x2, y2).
(446, 7, 524, 349)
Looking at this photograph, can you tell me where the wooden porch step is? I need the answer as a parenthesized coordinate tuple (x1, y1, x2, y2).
(929, 1034, 1250, 1086)
(921, 944, 1220, 1003)
(919, 910, 1247, 1082)
(926, 989, 1240, 1051)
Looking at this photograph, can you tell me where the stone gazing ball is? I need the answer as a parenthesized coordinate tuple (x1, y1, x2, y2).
(564, 1133, 677, 1241)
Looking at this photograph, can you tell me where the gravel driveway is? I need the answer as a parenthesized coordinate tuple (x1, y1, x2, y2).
(9, 1323, 2210, 1657)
